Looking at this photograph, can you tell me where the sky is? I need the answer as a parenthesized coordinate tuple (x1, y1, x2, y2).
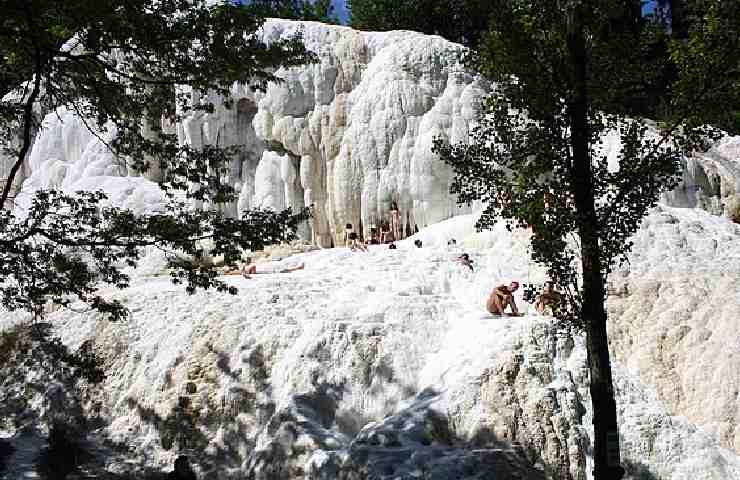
(331, 0, 349, 24)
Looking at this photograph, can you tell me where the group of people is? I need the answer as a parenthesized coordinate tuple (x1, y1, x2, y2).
(486, 280, 561, 316)
(220, 204, 562, 318)
(344, 201, 410, 252)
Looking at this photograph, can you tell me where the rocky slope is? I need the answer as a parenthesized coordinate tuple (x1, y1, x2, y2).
(608, 206, 740, 453)
(2, 210, 740, 480)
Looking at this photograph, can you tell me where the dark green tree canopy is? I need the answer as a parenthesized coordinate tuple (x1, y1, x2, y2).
(348, 0, 493, 47)
(0, 0, 315, 321)
(251, 0, 339, 23)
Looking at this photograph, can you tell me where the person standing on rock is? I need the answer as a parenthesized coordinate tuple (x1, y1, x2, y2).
(380, 222, 392, 243)
(390, 201, 401, 241)
(367, 225, 380, 245)
(486, 281, 521, 316)
(343, 223, 354, 247)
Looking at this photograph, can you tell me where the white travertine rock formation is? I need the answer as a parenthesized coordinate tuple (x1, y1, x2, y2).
(661, 136, 740, 219)
(3, 210, 740, 479)
(7, 20, 487, 245)
(5, 20, 740, 245)
(608, 205, 740, 454)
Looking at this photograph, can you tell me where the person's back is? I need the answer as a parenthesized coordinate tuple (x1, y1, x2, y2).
(535, 281, 561, 314)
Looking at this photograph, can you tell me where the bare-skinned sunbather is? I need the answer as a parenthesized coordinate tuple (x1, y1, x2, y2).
(223, 258, 305, 278)
(486, 281, 521, 316)
(535, 281, 561, 314)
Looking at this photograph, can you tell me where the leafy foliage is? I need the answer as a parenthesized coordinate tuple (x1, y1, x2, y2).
(0, 191, 308, 321)
(669, 1, 740, 135)
(435, 0, 738, 325)
(433, 1, 739, 477)
(0, 0, 315, 321)
(250, 0, 340, 24)
(348, 0, 493, 47)
(435, 0, 688, 324)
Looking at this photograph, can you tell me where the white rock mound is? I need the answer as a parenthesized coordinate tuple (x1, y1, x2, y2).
(7, 19, 737, 247)
(2, 208, 740, 480)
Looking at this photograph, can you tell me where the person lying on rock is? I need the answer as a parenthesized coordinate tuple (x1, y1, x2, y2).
(457, 253, 474, 272)
(486, 281, 521, 316)
(348, 231, 367, 252)
(223, 258, 305, 278)
(535, 281, 561, 314)
(241, 261, 305, 278)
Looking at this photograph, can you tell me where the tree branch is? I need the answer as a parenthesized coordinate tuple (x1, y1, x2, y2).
(0, 52, 42, 210)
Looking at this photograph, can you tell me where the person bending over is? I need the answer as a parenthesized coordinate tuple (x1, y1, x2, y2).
(486, 281, 521, 316)
(348, 231, 367, 252)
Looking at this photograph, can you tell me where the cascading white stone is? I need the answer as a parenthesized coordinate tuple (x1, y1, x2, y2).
(6, 20, 740, 244)
(8, 21, 489, 246)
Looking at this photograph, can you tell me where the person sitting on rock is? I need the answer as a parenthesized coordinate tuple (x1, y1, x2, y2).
(457, 253, 474, 272)
(348, 231, 367, 252)
(486, 281, 521, 316)
(167, 455, 197, 480)
(414, 239, 423, 248)
(535, 281, 561, 314)
(388, 243, 397, 250)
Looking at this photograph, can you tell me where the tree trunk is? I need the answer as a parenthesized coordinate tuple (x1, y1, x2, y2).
(0, 49, 42, 211)
(568, 12, 625, 480)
